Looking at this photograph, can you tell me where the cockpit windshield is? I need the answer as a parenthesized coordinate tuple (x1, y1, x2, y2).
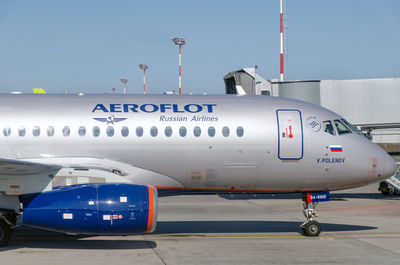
(322, 120, 335, 135)
(341, 119, 364, 135)
(334, 120, 352, 135)
(323, 119, 364, 136)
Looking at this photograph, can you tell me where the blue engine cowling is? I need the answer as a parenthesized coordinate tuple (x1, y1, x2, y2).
(22, 184, 158, 235)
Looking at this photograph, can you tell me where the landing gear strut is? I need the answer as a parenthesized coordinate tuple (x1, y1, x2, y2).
(300, 193, 322, 237)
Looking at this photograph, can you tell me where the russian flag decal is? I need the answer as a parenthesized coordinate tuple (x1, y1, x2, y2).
(330, 145, 343, 152)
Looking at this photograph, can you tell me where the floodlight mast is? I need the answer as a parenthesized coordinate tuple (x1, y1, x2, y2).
(138, 64, 148, 94)
(171, 37, 185, 94)
(120, 78, 128, 94)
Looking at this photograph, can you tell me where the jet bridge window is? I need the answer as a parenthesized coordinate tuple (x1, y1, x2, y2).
(92, 126, 100, 137)
(62, 126, 70, 137)
(322, 121, 335, 135)
(78, 126, 86, 137)
(3, 127, 11, 137)
(236, 126, 244, 137)
(165, 126, 172, 137)
(32, 126, 40, 137)
(107, 126, 114, 137)
(18, 127, 26, 137)
(179, 126, 187, 137)
(47, 126, 55, 137)
(334, 120, 352, 135)
(121, 126, 129, 137)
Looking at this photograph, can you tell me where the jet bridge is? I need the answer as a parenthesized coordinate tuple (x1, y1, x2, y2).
(224, 68, 272, 95)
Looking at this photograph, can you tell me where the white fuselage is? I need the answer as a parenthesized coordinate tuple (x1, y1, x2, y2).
(0, 94, 396, 195)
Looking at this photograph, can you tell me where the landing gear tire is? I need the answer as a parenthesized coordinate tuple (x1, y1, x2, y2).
(301, 193, 323, 237)
(0, 220, 11, 247)
(301, 220, 321, 237)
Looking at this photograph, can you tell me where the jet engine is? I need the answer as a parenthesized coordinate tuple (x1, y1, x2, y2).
(22, 183, 157, 235)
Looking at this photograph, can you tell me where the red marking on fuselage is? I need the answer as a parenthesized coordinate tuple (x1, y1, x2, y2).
(288, 125, 293, 138)
(307, 193, 312, 203)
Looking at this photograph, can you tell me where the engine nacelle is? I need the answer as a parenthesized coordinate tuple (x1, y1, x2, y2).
(22, 184, 158, 235)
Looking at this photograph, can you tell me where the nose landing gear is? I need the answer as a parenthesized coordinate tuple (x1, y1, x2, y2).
(300, 192, 329, 237)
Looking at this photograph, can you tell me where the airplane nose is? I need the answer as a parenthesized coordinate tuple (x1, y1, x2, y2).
(382, 154, 398, 179)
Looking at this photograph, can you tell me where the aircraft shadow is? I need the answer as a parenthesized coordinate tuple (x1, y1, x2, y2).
(2, 220, 376, 251)
(153, 220, 376, 234)
(3, 228, 156, 251)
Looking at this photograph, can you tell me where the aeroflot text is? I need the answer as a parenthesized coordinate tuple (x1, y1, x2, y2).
(92, 104, 217, 113)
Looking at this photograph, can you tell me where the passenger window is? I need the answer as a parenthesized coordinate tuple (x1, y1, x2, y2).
(334, 120, 352, 135)
(3, 127, 11, 137)
(107, 126, 114, 137)
(18, 127, 26, 137)
(165, 126, 172, 137)
(222, 126, 230, 137)
(193, 126, 201, 137)
(136, 126, 143, 137)
(62, 126, 70, 137)
(322, 121, 335, 135)
(47, 126, 55, 137)
(92, 126, 100, 137)
(121, 126, 129, 137)
(32, 126, 40, 137)
(179, 126, 187, 137)
(150, 126, 158, 137)
(78, 126, 86, 137)
(208, 126, 216, 137)
(236, 126, 244, 137)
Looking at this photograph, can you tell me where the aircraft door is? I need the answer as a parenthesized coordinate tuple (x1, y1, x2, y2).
(276, 109, 303, 160)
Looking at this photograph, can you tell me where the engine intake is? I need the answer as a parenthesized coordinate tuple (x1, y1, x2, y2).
(22, 183, 158, 235)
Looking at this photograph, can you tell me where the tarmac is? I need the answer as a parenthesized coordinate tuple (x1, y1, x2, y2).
(1, 183, 400, 265)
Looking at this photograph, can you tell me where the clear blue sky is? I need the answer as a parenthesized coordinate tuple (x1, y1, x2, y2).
(0, 0, 399, 94)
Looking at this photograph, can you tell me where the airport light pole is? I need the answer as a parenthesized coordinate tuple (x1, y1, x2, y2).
(254, 65, 258, 92)
(171, 37, 185, 94)
(280, 0, 288, 82)
(138, 64, 148, 94)
(120, 78, 128, 94)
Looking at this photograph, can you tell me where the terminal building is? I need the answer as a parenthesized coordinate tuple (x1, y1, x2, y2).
(224, 68, 400, 154)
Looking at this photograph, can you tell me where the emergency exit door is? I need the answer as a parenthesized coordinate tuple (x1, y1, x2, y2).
(276, 109, 303, 160)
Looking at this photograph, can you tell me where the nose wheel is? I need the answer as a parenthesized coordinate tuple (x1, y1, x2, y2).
(301, 220, 321, 237)
(300, 193, 326, 237)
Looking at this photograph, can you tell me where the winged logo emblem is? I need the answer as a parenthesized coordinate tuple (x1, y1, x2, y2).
(93, 115, 127, 124)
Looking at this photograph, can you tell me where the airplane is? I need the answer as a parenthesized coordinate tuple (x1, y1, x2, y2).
(0, 94, 396, 246)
